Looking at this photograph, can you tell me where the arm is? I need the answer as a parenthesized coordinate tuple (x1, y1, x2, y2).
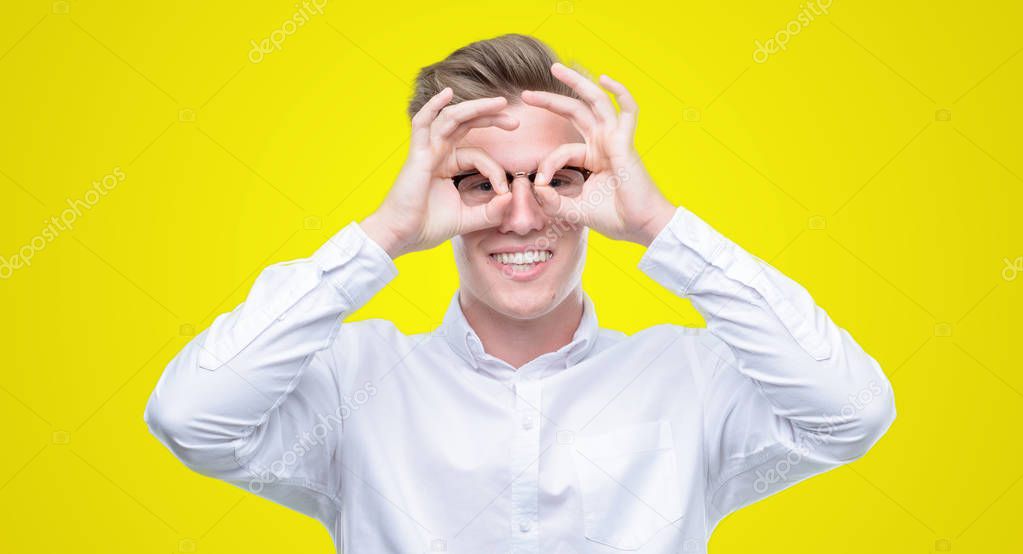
(524, 64, 894, 526)
(144, 221, 397, 522)
(637, 205, 895, 522)
(145, 89, 518, 522)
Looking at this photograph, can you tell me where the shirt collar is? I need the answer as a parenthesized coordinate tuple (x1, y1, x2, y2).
(438, 288, 600, 378)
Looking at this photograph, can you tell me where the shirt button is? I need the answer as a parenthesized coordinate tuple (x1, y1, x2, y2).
(518, 519, 532, 533)
(521, 416, 535, 430)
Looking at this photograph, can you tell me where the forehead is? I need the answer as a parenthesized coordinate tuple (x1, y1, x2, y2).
(457, 102, 582, 172)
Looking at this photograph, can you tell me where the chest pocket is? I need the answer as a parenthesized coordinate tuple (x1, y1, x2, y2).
(572, 420, 684, 550)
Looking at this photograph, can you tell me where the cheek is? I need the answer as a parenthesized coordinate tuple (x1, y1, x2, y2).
(450, 235, 472, 276)
(452, 231, 488, 271)
(563, 227, 588, 265)
(553, 222, 586, 252)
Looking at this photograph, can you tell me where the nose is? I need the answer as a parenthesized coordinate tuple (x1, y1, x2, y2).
(497, 175, 547, 235)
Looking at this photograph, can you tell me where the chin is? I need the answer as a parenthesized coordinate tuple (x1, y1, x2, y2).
(485, 283, 560, 320)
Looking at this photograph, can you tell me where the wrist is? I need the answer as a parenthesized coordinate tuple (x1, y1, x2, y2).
(360, 212, 407, 259)
(634, 203, 677, 247)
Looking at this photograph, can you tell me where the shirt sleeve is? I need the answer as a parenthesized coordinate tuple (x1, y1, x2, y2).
(637, 206, 896, 526)
(143, 221, 397, 525)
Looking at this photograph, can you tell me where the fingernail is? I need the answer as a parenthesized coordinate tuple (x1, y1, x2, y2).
(535, 172, 546, 186)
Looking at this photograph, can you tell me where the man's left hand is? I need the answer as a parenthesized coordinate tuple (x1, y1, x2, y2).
(521, 63, 676, 246)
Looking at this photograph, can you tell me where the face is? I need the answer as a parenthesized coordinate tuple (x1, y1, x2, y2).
(451, 102, 587, 320)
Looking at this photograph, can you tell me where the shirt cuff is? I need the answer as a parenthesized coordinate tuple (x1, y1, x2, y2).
(637, 206, 729, 296)
(311, 221, 399, 307)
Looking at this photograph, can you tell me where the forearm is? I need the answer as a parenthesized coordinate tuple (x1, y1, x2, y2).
(144, 221, 397, 472)
(638, 206, 896, 460)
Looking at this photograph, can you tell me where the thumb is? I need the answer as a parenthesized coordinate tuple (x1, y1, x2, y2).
(460, 192, 513, 233)
(534, 183, 586, 222)
(534, 184, 590, 227)
(532, 184, 561, 217)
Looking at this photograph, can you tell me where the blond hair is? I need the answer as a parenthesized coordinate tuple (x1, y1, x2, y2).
(407, 33, 581, 119)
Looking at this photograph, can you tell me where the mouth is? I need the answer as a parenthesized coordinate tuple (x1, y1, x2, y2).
(487, 249, 554, 281)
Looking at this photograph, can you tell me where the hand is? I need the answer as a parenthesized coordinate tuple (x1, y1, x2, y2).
(361, 88, 517, 258)
(521, 63, 676, 246)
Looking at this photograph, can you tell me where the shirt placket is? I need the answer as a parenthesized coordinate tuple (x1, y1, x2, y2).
(508, 375, 541, 554)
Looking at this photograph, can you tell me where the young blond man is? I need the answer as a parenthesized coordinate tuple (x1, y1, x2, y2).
(146, 34, 895, 553)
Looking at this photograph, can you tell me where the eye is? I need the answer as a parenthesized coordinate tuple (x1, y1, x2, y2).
(545, 168, 586, 197)
(460, 180, 493, 192)
(455, 174, 495, 193)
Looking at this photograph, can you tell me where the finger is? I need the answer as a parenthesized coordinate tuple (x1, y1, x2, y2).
(550, 62, 617, 125)
(446, 113, 519, 144)
(534, 143, 587, 187)
(453, 147, 510, 195)
(532, 182, 587, 223)
(411, 87, 453, 145)
(519, 90, 596, 135)
(598, 74, 638, 133)
(431, 96, 509, 139)
(459, 192, 513, 233)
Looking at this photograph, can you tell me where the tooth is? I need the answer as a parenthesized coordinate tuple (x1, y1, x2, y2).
(492, 251, 554, 266)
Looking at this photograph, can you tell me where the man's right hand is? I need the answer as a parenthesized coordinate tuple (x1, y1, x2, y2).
(360, 88, 518, 259)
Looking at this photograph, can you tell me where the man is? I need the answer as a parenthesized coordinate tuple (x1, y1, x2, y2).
(145, 34, 895, 553)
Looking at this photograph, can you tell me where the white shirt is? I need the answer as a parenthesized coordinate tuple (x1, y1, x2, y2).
(145, 205, 896, 553)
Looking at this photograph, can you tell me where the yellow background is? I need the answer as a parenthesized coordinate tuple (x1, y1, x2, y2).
(2, 0, 1021, 552)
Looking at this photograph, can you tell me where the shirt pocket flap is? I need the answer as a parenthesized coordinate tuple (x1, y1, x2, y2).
(573, 420, 684, 550)
(575, 419, 675, 459)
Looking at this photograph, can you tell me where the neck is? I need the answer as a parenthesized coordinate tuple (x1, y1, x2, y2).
(460, 287, 584, 369)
